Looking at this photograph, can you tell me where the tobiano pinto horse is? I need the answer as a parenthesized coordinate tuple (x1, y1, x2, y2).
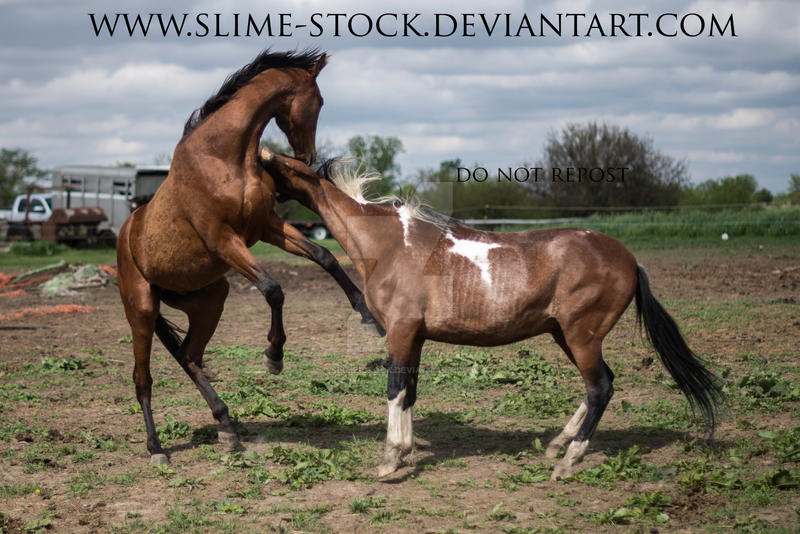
(116, 50, 379, 466)
(259, 149, 724, 480)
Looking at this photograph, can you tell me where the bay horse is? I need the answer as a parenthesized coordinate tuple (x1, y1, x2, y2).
(116, 50, 378, 466)
(259, 149, 723, 480)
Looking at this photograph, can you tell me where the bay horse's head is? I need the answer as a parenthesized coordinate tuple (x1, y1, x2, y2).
(274, 54, 328, 165)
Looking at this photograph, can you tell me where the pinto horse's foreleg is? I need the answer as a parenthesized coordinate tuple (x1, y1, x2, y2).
(262, 215, 384, 336)
(212, 227, 286, 374)
(377, 323, 424, 478)
(160, 279, 239, 449)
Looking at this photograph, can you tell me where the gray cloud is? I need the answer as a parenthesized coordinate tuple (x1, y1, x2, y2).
(0, 0, 797, 192)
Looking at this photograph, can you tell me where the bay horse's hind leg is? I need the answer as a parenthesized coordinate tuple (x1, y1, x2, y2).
(550, 336, 615, 481)
(160, 278, 239, 450)
(118, 255, 168, 465)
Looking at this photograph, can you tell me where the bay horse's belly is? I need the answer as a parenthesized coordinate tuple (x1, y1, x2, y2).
(129, 204, 230, 292)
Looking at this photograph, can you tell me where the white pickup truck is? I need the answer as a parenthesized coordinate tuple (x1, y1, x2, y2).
(0, 193, 54, 224)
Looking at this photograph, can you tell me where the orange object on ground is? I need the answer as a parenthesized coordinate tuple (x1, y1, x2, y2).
(98, 265, 117, 277)
(0, 305, 95, 322)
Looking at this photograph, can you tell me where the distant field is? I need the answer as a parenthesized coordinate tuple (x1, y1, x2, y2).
(1, 206, 798, 269)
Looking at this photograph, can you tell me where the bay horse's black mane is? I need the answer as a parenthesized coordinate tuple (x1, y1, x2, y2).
(182, 48, 327, 137)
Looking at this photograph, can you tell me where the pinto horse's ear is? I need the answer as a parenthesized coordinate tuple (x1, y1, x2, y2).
(310, 54, 328, 78)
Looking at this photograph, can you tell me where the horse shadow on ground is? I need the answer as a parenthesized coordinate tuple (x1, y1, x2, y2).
(166, 410, 726, 482)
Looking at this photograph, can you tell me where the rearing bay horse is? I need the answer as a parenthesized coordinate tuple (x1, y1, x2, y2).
(260, 150, 723, 480)
(117, 50, 377, 465)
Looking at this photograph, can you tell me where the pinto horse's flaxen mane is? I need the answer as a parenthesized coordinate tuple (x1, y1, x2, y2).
(315, 158, 455, 231)
(183, 48, 327, 137)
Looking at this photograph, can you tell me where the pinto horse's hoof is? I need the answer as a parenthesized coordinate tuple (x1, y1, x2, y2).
(376, 461, 401, 478)
(218, 431, 241, 450)
(150, 453, 169, 466)
(264, 348, 283, 375)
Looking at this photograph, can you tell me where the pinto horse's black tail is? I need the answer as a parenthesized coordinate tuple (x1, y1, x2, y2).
(635, 264, 724, 434)
(154, 314, 185, 358)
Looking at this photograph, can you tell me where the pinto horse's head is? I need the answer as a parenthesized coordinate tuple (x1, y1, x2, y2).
(274, 54, 328, 165)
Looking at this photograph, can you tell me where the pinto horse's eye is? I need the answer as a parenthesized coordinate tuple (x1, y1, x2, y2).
(393, 200, 403, 208)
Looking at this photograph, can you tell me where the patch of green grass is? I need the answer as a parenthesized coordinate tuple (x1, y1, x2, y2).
(263, 443, 364, 489)
(574, 446, 661, 488)
(287, 402, 376, 427)
(498, 463, 551, 490)
(592, 491, 671, 525)
(308, 372, 385, 396)
(206, 344, 260, 360)
(289, 504, 333, 532)
(0, 482, 38, 497)
(350, 496, 386, 513)
(156, 415, 190, 445)
(68, 470, 106, 497)
(40, 357, 86, 372)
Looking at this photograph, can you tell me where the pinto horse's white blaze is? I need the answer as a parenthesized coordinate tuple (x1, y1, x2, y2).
(377, 388, 414, 477)
(445, 233, 501, 286)
(397, 205, 412, 246)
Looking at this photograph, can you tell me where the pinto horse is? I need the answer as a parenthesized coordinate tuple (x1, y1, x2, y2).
(260, 149, 723, 480)
(116, 50, 378, 466)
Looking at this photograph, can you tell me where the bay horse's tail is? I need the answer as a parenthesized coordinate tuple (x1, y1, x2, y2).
(154, 314, 185, 358)
(634, 264, 723, 434)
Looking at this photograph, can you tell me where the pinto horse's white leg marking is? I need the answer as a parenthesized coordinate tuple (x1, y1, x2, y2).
(545, 398, 588, 458)
(397, 205, 412, 246)
(377, 388, 414, 477)
(445, 233, 500, 286)
(551, 439, 590, 480)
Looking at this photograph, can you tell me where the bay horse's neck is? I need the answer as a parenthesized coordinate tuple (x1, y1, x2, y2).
(189, 70, 293, 162)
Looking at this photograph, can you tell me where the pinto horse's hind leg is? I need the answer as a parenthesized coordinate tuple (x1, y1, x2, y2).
(211, 227, 287, 374)
(262, 216, 384, 335)
(160, 278, 239, 449)
(551, 338, 614, 481)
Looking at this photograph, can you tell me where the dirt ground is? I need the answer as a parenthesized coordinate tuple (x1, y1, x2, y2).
(0, 244, 798, 533)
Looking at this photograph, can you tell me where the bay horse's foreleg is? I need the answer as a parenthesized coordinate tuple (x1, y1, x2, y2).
(262, 216, 384, 335)
(377, 322, 424, 478)
(551, 340, 614, 481)
(211, 227, 286, 374)
(160, 279, 239, 450)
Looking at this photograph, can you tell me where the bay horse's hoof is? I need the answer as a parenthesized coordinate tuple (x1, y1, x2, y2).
(264, 346, 283, 375)
(218, 431, 241, 450)
(150, 453, 169, 466)
(265, 355, 283, 375)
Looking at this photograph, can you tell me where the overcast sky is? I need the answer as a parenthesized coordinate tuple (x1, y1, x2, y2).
(0, 0, 798, 193)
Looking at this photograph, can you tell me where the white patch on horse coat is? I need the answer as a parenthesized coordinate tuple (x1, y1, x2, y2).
(386, 389, 413, 451)
(397, 206, 412, 246)
(445, 233, 500, 286)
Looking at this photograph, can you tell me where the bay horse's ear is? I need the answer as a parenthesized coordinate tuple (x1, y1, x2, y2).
(260, 147, 273, 162)
(310, 54, 328, 78)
